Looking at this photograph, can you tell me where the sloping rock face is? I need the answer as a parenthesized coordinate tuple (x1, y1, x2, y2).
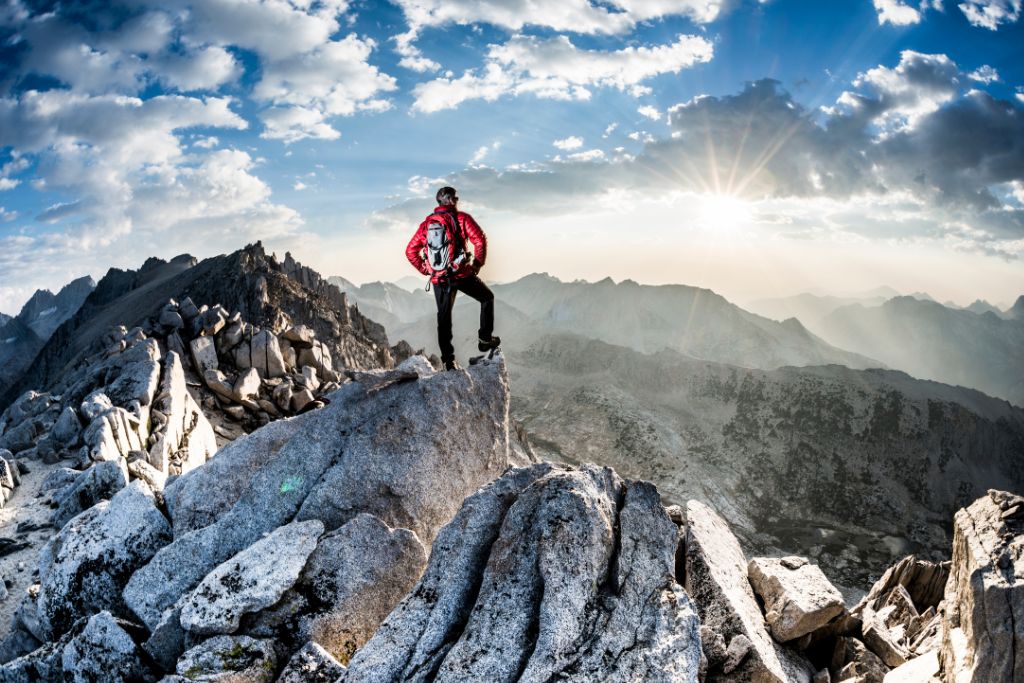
(342, 463, 702, 682)
(118, 356, 519, 667)
(940, 489, 1024, 682)
(685, 500, 814, 683)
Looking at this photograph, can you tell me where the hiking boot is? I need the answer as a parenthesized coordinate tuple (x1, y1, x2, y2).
(443, 359, 461, 371)
(478, 335, 501, 352)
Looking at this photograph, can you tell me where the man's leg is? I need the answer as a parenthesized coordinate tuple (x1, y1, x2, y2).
(434, 282, 457, 364)
(454, 275, 494, 343)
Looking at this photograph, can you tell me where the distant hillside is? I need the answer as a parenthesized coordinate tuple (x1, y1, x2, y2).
(0, 275, 95, 395)
(371, 273, 879, 371)
(0, 313, 9, 327)
(509, 333, 1024, 594)
(746, 292, 893, 331)
(817, 296, 1024, 407)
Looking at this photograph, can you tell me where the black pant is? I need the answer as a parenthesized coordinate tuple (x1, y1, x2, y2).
(434, 275, 494, 363)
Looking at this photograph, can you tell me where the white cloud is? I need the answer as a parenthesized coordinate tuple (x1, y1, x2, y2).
(873, 0, 922, 25)
(412, 33, 713, 113)
(294, 180, 307, 191)
(847, 50, 960, 132)
(0, 179, 18, 190)
(957, 0, 1022, 29)
(565, 149, 606, 162)
(968, 65, 1000, 83)
(638, 105, 661, 121)
(157, 46, 241, 91)
(259, 105, 341, 143)
(470, 141, 501, 165)
(603, 123, 619, 137)
(1018, 88, 1024, 103)
(554, 136, 584, 151)
(193, 136, 220, 149)
(0, 207, 16, 222)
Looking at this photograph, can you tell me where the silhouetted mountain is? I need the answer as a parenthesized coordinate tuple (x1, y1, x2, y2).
(964, 299, 1004, 317)
(0, 313, 9, 327)
(817, 296, 1024, 407)
(1008, 295, 1024, 320)
(747, 292, 892, 332)
(489, 274, 880, 370)
(0, 276, 95, 396)
(328, 277, 432, 332)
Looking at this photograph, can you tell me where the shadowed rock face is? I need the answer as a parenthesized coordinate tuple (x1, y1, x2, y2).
(342, 463, 701, 683)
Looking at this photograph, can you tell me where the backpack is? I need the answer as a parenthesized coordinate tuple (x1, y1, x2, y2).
(425, 210, 465, 274)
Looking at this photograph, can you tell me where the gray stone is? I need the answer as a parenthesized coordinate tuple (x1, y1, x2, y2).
(52, 460, 129, 529)
(283, 325, 316, 349)
(203, 369, 235, 401)
(940, 490, 1024, 683)
(300, 365, 320, 392)
(180, 520, 323, 636)
(297, 342, 332, 377)
(273, 382, 293, 412)
(218, 321, 245, 352)
(149, 351, 217, 476)
(79, 391, 113, 422)
(832, 636, 889, 683)
(174, 635, 276, 683)
(881, 650, 939, 682)
(178, 297, 199, 321)
(277, 642, 345, 683)
(41, 467, 80, 493)
(250, 330, 286, 378)
(190, 336, 219, 376)
(0, 458, 16, 490)
(37, 481, 172, 640)
(128, 457, 168, 493)
(248, 513, 426, 664)
(232, 368, 261, 403)
(0, 421, 36, 455)
(60, 611, 151, 683)
(684, 500, 814, 683)
(159, 309, 185, 330)
(748, 556, 845, 642)
(343, 464, 701, 682)
(126, 360, 514, 632)
(290, 387, 314, 413)
(51, 407, 82, 448)
(82, 406, 146, 462)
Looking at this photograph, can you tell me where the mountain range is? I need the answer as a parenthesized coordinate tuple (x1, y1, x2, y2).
(0, 276, 94, 398)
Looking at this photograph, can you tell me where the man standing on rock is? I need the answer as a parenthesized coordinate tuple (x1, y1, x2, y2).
(406, 186, 499, 371)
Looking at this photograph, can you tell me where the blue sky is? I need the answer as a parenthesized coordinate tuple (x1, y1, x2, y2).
(1, 0, 1023, 312)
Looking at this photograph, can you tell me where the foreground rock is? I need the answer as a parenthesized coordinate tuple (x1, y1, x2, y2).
(748, 556, 845, 643)
(940, 489, 1024, 682)
(36, 480, 171, 641)
(125, 357, 518, 637)
(173, 635, 276, 682)
(685, 500, 814, 682)
(343, 463, 701, 682)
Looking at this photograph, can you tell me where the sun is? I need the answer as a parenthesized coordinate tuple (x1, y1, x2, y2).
(695, 193, 753, 233)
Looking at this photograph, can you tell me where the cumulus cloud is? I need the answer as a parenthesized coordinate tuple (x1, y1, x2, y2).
(554, 136, 585, 151)
(957, 0, 1022, 29)
(873, 0, 923, 25)
(373, 51, 1024, 260)
(968, 65, 1000, 83)
(638, 105, 662, 121)
(412, 33, 713, 113)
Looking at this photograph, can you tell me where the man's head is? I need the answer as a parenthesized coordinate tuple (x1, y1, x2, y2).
(436, 186, 458, 206)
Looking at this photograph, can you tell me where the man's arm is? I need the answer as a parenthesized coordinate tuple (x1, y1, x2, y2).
(462, 213, 487, 267)
(405, 226, 432, 276)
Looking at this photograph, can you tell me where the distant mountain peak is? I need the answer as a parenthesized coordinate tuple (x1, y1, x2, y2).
(1008, 295, 1024, 320)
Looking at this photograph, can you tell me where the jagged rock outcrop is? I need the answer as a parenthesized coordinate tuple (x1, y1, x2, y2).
(277, 642, 346, 683)
(343, 463, 702, 682)
(940, 489, 1024, 682)
(147, 351, 216, 476)
(109, 356, 521, 673)
(36, 480, 171, 641)
(245, 513, 427, 665)
(684, 500, 814, 682)
(172, 635, 276, 682)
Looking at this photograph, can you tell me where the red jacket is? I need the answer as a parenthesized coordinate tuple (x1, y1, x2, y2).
(406, 206, 487, 284)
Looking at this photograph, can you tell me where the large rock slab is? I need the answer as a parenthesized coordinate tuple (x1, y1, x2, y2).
(82, 405, 147, 463)
(940, 489, 1024, 683)
(126, 359, 513, 632)
(37, 480, 172, 640)
(246, 513, 426, 664)
(190, 336, 219, 375)
(148, 351, 217, 476)
(250, 329, 286, 378)
(180, 520, 323, 636)
(684, 500, 814, 683)
(343, 463, 702, 682)
(748, 556, 845, 642)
